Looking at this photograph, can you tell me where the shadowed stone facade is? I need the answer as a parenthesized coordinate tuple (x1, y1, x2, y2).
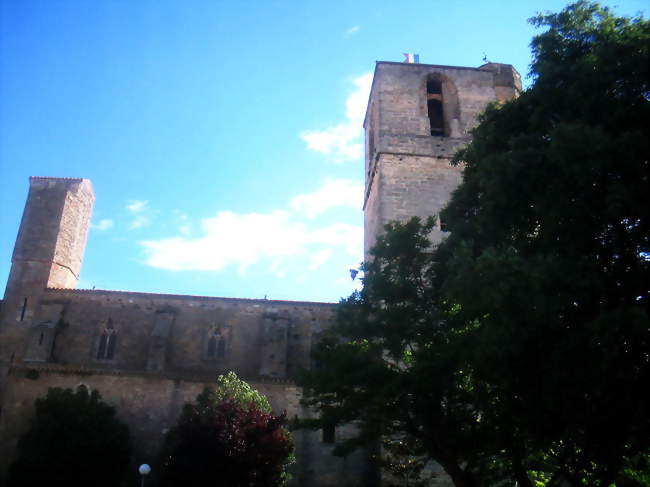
(0, 59, 519, 486)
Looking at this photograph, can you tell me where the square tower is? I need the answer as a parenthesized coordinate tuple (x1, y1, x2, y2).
(4, 177, 95, 299)
(363, 61, 521, 257)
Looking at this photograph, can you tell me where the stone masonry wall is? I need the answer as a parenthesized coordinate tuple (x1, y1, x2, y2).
(0, 369, 368, 486)
(50, 179, 94, 288)
(7, 178, 94, 296)
(363, 61, 520, 257)
(0, 289, 372, 486)
(1, 289, 335, 380)
(367, 153, 462, 252)
(371, 62, 499, 140)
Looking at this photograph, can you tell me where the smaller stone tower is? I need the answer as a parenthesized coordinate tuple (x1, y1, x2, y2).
(3, 177, 94, 303)
(363, 61, 521, 257)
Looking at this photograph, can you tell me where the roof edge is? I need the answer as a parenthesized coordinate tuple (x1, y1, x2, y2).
(45, 287, 336, 307)
(30, 176, 87, 182)
(375, 60, 488, 71)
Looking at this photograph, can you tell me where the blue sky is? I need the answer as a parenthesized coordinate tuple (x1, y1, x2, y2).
(1, 0, 646, 303)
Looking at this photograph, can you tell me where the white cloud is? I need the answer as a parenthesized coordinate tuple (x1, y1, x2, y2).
(140, 210, 362, 275)
(126, 200, 152, 229)
(300, 72, 373, 163)
(139, 177, 364, 278)
(91, 219, 113, 231)
(130, 215, 150, 229)
(127, 200, 147, 213)
(308, 248, 332, 271)
(290, 179, 363, 218)
(345, 25, 360, 36)
(306, 223, 362, 256)
(345, 73, 373, 122)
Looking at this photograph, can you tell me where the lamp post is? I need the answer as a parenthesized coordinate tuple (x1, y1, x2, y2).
(138, 464, 151, 487)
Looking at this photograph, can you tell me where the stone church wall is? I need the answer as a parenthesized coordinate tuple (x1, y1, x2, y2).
(0, 367, 368, 486)
(3, 288, 334, 378)
(0, 290, 372, 485)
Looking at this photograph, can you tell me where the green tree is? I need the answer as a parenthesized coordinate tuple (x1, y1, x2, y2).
(160, 372, 294, 487)
(437, 2, 649, 484)
(7, 385, 131, 487)
(301, 218, 507, 487)
(301, 2, 649, 486)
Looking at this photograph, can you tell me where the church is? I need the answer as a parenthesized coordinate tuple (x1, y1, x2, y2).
(0, 59, 520, 486)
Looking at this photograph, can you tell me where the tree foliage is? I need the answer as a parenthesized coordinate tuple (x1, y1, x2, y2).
(437, 1, 649, 484)
(7, 386, 131, 487)
(212, 370, 272, 412)
(301, 219, 503, 487)
(160, 372, 294, 487)
(300, 2, 649, 486)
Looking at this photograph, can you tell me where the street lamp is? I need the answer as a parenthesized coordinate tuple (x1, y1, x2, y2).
(138, 464, 151, 487)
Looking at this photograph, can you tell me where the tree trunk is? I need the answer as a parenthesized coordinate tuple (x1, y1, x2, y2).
(511, 456, 534, 487)
(439, 460, 477, 487)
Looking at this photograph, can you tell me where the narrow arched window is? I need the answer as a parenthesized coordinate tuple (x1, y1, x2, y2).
(20, 298, 28, 321)
(97, 319, 116, 360)
(427, 78, 444, 136)
(106, 333, 116, 360)
(207, 335, 217, 358)
(97, 332, 108, 359)
(217, 337, 226, 358)
(206, 327, 228, 360)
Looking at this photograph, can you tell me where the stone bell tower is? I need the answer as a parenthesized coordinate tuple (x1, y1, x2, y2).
(363, 60, 521, 257)
(3, 177, 94, 309)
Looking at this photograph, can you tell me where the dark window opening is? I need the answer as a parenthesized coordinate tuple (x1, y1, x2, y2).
(322, 423, 335, 444)
(106, 334, 116, 360)
(38, 332, 44, 345)
(97, 319, 116, 360)
(207, 329, 226, 359)
(207, 335, 217, 358)
(427, 78, 442, 94)
(20, 298, 27, 321)
(427, 78, 444, 136)
(217, 337, 226, 358)
(440, 217, 448, 232)
(97, 333, 108, 359)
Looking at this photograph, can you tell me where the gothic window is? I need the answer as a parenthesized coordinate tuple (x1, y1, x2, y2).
(427, 78, 444, 136)
(207, 334, 217, 357)
(97, 333, 107, 358)
(217, 335, 226, 358)
(206, 327, 227, 360)
(96, 319, 117, 360)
